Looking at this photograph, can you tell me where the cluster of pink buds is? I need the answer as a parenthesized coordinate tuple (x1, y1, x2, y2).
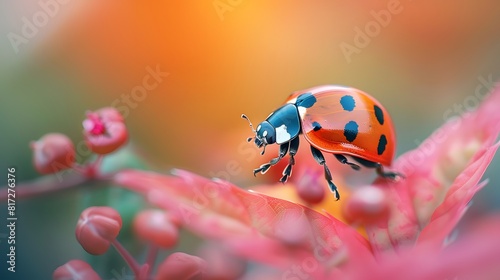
(54, 206, 207, 280)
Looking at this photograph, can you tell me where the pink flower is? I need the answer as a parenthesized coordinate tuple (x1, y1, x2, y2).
(83, 107, 128, 154)
(31, 133, 75, 174)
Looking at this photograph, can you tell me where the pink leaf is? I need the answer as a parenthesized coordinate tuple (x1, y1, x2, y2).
(113, 169, 374, 268)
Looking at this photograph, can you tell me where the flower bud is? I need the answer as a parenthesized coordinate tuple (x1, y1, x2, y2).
(75, 207, 122, 255)
(31, 133, 75, 174)
(294, 167, 325, 204)
(133, 210, 179, 248)
(342, 185, 390, 225)
(83, 107, 127, 154)
(198, 243, 246, 280)
(156, 252, 207, 280)
(53, 259, 101, 280)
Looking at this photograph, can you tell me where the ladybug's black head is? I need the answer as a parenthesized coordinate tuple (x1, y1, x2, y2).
(242, 114, 276, 155)
(255, 121, 276, 147)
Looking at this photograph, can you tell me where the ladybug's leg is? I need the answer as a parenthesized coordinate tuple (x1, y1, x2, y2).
(253, 142, 289, 176)
(280, 136, 299, 183)
(334, 154, 361, 171)
(375, 165, 401, 180)
(310, 146, 340, 201)
(351, 156, 401, 180)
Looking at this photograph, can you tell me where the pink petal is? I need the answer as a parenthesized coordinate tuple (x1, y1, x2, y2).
(417, 143, 499, 246)
(350, 215, 500, 280)
(367, 178, 420, 254)
(368, 84, 500, 252)
(113, 169, 374, 268)
(403, 83, 500, 226)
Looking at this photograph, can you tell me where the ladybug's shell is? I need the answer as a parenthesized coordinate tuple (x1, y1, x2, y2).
(286, 85, 396, 166)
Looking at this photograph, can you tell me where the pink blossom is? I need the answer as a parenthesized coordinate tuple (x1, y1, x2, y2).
(83, 107, 128, 155)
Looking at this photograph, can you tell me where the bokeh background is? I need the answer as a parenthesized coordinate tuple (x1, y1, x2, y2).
(1, 1, 500, 279)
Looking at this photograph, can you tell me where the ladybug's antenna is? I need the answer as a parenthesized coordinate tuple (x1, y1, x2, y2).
(241, 114, 256, 133)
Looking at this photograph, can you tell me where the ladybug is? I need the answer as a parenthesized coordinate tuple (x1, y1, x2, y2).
(242, 85, 399, 200)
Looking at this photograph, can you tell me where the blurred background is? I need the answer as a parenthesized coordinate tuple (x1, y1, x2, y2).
(1, 1, 500, 279)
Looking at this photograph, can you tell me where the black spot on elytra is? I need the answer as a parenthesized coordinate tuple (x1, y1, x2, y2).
(343, 121, 359, 142)
(340, 95, 355, 111)
(377, 134, 387, 155)
(374, 105, 384, 125)
(312, 121, 322, 131)
(296, 93, 317, 108)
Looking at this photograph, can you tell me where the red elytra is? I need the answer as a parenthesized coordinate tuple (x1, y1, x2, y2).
(286, 85, 396, 166)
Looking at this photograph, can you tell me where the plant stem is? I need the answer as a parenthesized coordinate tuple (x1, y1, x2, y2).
(86, 155, 104, 179)
(145, 245, 159, 278)
(112, 239, 143, 280)
(0, 169, 114, 201)
(0, 171, 88, 200)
